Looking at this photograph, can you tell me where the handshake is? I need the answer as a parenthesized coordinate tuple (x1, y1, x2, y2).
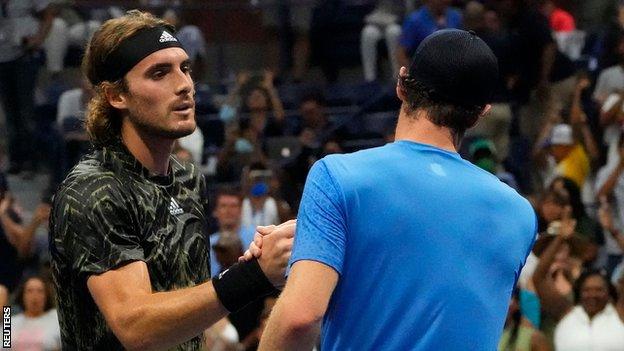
(239, 219, 297, 289)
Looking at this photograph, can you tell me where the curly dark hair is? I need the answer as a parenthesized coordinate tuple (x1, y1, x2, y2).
(399, 75, 485, 141)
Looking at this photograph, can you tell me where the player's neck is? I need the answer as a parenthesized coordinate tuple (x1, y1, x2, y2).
(121, 122, 174, 175)
(394, 110, 458, 152)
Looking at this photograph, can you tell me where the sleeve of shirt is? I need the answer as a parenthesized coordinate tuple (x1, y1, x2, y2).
(53, 176, 144, 279)
(289, 159, 348, 275)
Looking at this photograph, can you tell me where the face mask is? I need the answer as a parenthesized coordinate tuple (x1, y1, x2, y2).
(251, 182, 269, 197)
(475, 158, 497, 174)
(235, 138, 253, 154)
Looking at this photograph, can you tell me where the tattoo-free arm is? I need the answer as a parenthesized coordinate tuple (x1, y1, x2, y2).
(87, 261, 228, 351)
(258, 260, 338, 351)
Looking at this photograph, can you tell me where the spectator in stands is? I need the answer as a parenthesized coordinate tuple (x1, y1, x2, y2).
(0, 1, 56, 175)
(56, 77, 93, 173)
(498, 288, 551, 351)
(241, 164, 280, 229)
(0, 189, 50, 292)
(505, 0, 576, 142)
(597, 197, 624, 277)
(209, 188, 255, 277)
(539, 0, 575, 33)
(533, 122, 591, 190)
(11, 276, 61, 350)
(397, 0, 462, 68)
(536, 187, 571, 232)
(258, 0, 316, 81)
(220, 70, 285, 137)
(466, 6, 515, 161)
(549, 177, 600, 253)
(533, 220, 624, 350)
(217, 117, 268, 183)
(360, 0, 405, 82)
(162, 8, 207, 81)
(594, 33, 624, 108)
(596, 143, 624, 275)
(598, 1, 624, 71)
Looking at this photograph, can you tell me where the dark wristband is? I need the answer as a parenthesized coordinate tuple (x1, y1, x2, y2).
(212, 259, 278, 313)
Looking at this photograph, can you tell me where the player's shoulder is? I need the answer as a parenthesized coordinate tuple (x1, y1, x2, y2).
(54, 153, 126, 209)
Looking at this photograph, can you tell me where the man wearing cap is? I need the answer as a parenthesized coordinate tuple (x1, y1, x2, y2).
(258, 29, 536, 350)
(534, 122, 590, 189)
(50, 10, 293, 350)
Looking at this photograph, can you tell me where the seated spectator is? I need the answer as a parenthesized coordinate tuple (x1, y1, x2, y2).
(533, 216, 624, 350)
(11, 276, 61, 350)
(219, 70, 286, 138)
(498, 288, 551, 351)
(209, 188, 255, 277)
(397, 0, 462, 68)
(241, 164, 280, 229)
(360, 0, 405, 82)
(533, 123, 590, 190)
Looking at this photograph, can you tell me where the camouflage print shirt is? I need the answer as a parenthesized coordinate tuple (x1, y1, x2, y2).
(50, 141, 211, 350)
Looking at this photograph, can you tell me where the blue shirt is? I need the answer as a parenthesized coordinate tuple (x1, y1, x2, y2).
(210, 225, 256, 276)
(399, 6, 463, 54)
(290, 141, 536, 350)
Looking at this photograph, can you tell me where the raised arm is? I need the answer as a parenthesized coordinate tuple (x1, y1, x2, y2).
(0, 197, 49, 257)
(532, 209, 575, 321)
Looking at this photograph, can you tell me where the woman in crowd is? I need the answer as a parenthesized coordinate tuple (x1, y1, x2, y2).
(11, 276, 61, 350)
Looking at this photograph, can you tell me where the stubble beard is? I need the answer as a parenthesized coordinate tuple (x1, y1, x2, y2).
(128, 109, 196, 140)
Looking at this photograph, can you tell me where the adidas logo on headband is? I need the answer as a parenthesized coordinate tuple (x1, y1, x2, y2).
(159, 30, 177, 43)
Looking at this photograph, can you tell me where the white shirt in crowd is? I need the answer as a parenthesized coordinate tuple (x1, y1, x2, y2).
(593, 65, 624, 104)
(241, 197, 279, 229)
(595, 164, 624, 256)
(554, 304, 624, 351)
(10, 309, 61, 351)
(56, 88, 85, 126)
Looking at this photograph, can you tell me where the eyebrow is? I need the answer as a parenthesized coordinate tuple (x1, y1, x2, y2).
(145, 59, 192, 73)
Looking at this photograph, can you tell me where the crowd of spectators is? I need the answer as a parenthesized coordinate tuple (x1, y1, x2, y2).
(1, 0, 624, 349)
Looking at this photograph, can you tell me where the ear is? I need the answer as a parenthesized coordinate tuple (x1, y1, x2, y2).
(103, 83, 129, 110)
(396, 66, 408, 102)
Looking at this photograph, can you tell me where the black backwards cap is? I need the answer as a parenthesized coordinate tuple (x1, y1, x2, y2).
(92, 26, 185, 85)
(408, 29, 498, 107)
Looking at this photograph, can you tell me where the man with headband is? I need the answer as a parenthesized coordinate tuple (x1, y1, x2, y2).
(257, 30, 537, 350)
(50, 10, 294, 350)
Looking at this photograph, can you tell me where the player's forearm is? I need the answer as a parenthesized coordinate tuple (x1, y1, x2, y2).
(110, 281, 228, 350)
(258, 302, 320, 351)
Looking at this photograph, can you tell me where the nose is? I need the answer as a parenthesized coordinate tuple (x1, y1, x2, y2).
(174, 67, 194, 97)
